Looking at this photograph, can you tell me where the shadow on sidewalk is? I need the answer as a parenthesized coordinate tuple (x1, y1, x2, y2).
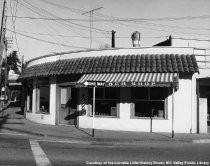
(15, 110, 24, 115)
(75, 127, 92, 137)
(152, 132, 172, 139)
(0, 114, 9, 130)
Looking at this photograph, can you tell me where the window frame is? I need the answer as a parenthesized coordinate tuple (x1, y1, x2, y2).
(25, 80, 33, 112)
(131, 87, 169, 119)
(88, 87, 119, 118)
(36, 78, 50, 114)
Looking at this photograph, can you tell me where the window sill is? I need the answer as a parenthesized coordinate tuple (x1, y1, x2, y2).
(35, 112, 50, 115)
(131, 117, 168, 120)
(88, 115, 118, 118)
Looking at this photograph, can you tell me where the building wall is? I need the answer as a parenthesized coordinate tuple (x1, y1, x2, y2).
(26, 76, 57, 125)
(78, 78, 195, 133)
(23, 47, 202, 133)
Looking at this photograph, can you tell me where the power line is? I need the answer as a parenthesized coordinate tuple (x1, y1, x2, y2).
(9, 0, 21, 60)
(172, 36, 210, 42)
(7, 15, 210, 23)
(18, 0, 110, 46)
(7, 28, 89, 49)
(19, 0, 110, 34)
(12, 30, 172, 39)
(35, 0, 210, 22)
(82, 7, 103, 48)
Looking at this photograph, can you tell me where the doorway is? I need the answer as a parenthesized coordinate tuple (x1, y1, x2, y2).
(59, 87, 77, 125)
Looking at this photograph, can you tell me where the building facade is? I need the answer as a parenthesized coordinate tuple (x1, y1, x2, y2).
(19, 47, 206, 133)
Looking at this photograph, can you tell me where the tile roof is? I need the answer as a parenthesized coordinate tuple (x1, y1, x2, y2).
(19, 54, 199, 79)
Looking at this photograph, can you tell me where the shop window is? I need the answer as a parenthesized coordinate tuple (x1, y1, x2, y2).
(27, 88, 33, 112)
(36, 78, 50, 113)
(88, 87, 119, 117)
(132, 87, 168, 118)
(26, 80, 33, 112)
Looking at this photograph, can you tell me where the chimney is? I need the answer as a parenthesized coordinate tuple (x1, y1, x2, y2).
(111, 30, 116, 48)
(131, 31, 141, 47)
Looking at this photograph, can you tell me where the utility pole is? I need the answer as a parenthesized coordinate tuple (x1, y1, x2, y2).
(82, 7, 103, 49)
(0, 0, 7, 104)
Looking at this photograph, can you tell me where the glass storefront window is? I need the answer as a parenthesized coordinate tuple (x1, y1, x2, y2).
(132, 87, 168, 118)
(88, 87, 119, 117)
(38, 86, 50, 113)
(36, 78, 50, 114)
(26, 80, 33, 112)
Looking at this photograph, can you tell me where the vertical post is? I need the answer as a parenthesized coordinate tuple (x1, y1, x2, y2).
(111, 30, 116, 48)
(92, 86, 95, 137)
(4, 40, 7, 104)
(172, 87, 175, 139)
(82, 7, 103, 49)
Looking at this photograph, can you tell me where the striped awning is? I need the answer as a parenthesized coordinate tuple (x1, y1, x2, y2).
(77, 73, 178, 87)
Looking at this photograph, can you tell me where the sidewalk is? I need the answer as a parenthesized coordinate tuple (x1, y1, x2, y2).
(1, 107, 210, 145)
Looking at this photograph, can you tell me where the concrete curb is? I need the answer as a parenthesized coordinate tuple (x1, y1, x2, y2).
(2, 127, 198, 145)
(192, 139, 210, 143)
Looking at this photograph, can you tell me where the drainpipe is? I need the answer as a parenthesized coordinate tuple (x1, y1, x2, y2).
(172, 87, 175, 139)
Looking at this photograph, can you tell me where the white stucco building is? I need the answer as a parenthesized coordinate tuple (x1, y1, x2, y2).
(18, 45, 210, 134)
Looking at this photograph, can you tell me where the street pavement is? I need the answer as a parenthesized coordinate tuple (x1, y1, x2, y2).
(1, 106, 210, 145)
(1, 133, 210, 166)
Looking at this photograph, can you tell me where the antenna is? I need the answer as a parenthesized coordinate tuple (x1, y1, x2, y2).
(82, 7, 103, 49)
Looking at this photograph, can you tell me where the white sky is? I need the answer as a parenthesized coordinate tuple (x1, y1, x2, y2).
(1, 0, 210, 61)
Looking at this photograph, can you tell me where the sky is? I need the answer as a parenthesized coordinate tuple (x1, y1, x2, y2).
(1, 0, 210, 61)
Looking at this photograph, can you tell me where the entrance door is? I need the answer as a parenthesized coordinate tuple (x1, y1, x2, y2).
(59, 87, 77, 125)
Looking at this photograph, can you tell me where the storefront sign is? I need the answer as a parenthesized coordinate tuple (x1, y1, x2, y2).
(105, 82, 171, 87)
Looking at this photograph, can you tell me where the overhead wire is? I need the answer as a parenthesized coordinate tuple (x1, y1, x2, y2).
(91, 11, 210, 37)
(19, 0, 110, 46)
(38, 0, 111, 45)
(20, 0, 210, 39)
(9, 0, 22, 61)
(11, 29, 170, 39)
(19, 0, 66, 48)
(23, 0, 110, 34)
(7, 28, 89, 49)
(19, 0, 93, 47)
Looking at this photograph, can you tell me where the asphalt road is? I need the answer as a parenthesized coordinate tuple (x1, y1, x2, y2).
(0, 133, 210, 166)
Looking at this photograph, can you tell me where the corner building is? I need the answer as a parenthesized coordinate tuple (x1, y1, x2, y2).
(19, 47, 202, 133)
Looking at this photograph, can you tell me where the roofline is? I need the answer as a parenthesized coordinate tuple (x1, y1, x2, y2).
(26, 46, 204, 64)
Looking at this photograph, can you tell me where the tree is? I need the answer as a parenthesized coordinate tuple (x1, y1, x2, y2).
(1, 50, 21, 87)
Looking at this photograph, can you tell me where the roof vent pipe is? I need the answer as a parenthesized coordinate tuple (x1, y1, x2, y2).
(131, 31, 141, 47)
(111, 30, 116, 48)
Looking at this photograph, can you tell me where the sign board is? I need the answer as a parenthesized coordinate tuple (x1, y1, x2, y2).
(83, 81, 175, 87)
(84, 81, 105, 87)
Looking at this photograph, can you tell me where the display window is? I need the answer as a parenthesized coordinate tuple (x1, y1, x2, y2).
(131, 87, 169, 118)
(88, 87, 119, 117)
(36, 78, 50, 113)
(26, 80, 33, 112)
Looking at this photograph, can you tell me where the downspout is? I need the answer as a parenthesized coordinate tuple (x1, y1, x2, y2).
(172, 86, 174, 139)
